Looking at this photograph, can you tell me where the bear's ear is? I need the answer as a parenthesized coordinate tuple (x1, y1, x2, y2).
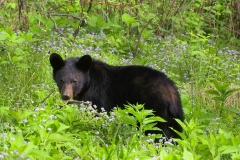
(76, 55, 92, 71)
(50, 53, 65, 70)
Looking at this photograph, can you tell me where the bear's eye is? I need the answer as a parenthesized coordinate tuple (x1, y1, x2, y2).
(71, 80, 77, 84)
(60, 79, 64, 83)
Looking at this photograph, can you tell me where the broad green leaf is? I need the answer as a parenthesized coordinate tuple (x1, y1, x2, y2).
(142, 29, 154, 38)
(122, 116, 137, 126)
(4, 114, 19, 126)
(172, 128, 186, 139)
(175, 119, 187, 130)
(205, 89, 220, 96)
(6, 2, 16, 9)
(6, 110, 20, 121)
(22, 111, 36, 118)
(22, 143, 37, 155)
(198, 112, 219, 120)
(146, 116, 167, 123)
(16, 63, 30, 69)
(218, 146, 240, 154)
(122, 13, 136, 25)
(88, 15, 97, 27)
(213, 155, 221, 160)
(211, 79, 224, 93)
(0, 32, 9, 41)
(56, 113, 68, 122)
(134, 103, 144, 110)
(143, 123, 160, 131)
(55, 121, 70, 132)
(225, 88, 240, 97)
(221, 83, 230, 94)
(48, 133, 72, 142)
(226, 108, 240, 114)
(38, 126, 46, 142)
(191, 50, 205, 55)
(231, 134, 240, 146)
(115, 110, 137, 126)
(35, 14, 47, 24)
(29, 27, 42, 34)
(131, 22, 139, 29)
(212, 97, 224, 102)
(142, 109, 154, 117)
(29, 149, 53, 159)
(122, 108, 138, 116)
(183, 148, 194, 160)
(13, 37, 25, 43)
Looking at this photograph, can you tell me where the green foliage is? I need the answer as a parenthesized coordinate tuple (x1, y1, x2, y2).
(206, 79, 240, 104)
(206, 79, 240, 115)
(115, 104, 166, 137)
(0, 0, 240, 159)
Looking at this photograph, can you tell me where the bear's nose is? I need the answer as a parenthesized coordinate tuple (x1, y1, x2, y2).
(62, 94, 70, 100)
(61, 84, 73, 101)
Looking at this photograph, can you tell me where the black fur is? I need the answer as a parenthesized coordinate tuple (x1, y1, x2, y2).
(50, 53, 184, 138)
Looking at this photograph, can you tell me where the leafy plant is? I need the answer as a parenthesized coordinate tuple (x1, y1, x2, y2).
(0, 0, 240, 159)
(115, 103, 166, 139)
(205, 79, 240, 115)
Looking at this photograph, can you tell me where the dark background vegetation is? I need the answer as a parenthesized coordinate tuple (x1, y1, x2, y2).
(0, 0, 240, 159)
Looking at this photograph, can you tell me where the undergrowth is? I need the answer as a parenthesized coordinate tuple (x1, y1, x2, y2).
(0, 0, 240, 159)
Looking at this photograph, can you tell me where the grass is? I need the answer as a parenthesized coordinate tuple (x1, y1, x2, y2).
(0, 28, 239, 159)
(1, 0, 240, 156)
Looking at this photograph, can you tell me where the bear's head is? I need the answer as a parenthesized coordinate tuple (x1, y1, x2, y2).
(50, 53, 92, 101)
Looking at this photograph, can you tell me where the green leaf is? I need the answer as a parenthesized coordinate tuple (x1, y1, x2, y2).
(226, 108, 240, 114)
(122, 13, 136, 25)
(183, 148, 194, 160)
(55, 121, 70, 133)
(218, 146, 240, 154)
(171, 128, 186, 139)
(225, 88, 240, 97)
(29, 27, 42, 34)
(88, 15, 97, 27)
(0, 32, 9, 41)
(175, 119, 187, 130)
(221, 83, 230, 93)
(35, 14, 47, 24)
(141, 109, 154, 118)
(212, 96, 224, 102)
(211, 79, 226, 93)
(142, 118, 157, 125)
(141, 29, 154, 38)
(6, 2, 17, 9)
(205, 89, 220, 96)
(56, 112, 68, 122)
(48, 133, 72, 142)
(146, 116, 167, 123)
(4, 114, 19, 126)
(191, 50, 205, 56)
(198, 112, 219, 121)
(134, 103, 143, 109)
(115, 109, 137, 126)
(29, 149, 53, 159)
(122, 116, 137, 126)
(6, 110, 20, 122)
(13, 37, 25, 43)
(22, 143, 37, 155)
(143, 123, 160, 132)
(16, 63, 30, 69)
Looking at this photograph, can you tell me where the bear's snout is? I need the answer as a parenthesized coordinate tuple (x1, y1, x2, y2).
(62, 94, 71, 100)
(61, 84, 73, 100)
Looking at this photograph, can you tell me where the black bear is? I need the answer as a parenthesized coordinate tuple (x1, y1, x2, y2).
(50, 53, 184, 139)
